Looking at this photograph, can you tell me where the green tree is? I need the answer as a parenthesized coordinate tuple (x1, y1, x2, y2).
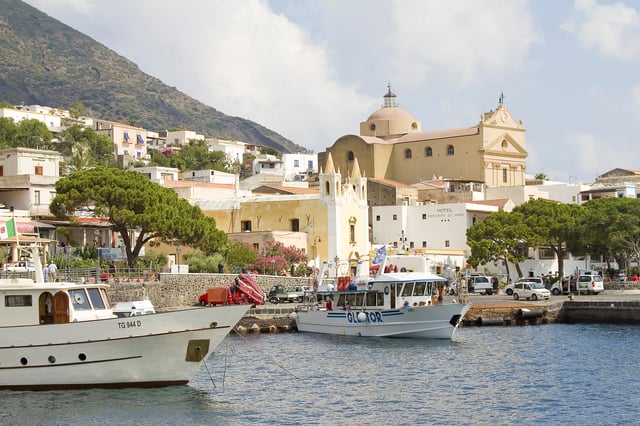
(225, 241, 258, 272)
(513, 199, 581, 280)
(14, 119, 53, 149)
(50, 167, 227, 267)
(574, 198, 640, 272)
(534, 172, 548, 181)
(466, 211, 529, 279)
(0, 117, 18, 148)
(58, 125, 117, 168)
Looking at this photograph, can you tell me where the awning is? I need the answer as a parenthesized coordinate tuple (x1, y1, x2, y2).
(136, 134, 145, 144)
(124, 132, 130, 140)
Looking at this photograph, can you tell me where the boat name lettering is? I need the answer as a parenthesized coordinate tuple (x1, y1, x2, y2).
(346, 311, 383, 324)
(117, 320, 142, 329)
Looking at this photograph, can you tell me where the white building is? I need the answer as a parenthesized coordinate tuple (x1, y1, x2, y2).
(165, 130, 204, 147)
(486, 180, 587, 206)
(0, 147, 62, 218)
(183, 169, 238, 185)
(371, 201, 502, 270)
(282, 153, 318, 182)
(0, 105, 63, 133)
(133, 166, 179, 184)
(253, 154, 284, 176)
(207, 138, 246, 165)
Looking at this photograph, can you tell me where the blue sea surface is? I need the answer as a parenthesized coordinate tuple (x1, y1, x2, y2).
(3, 324, 640, 425)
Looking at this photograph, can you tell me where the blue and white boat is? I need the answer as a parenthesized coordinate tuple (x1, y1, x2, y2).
(292, 253, 470, 339)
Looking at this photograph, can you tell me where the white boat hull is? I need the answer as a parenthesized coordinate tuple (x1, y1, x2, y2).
(0, 305, 248, 390)
(295, 303, 470, 339)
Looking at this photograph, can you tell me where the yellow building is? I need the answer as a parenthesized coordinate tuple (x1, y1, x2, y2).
(200, 154, 369, 266)
(319, 86, 527, 187)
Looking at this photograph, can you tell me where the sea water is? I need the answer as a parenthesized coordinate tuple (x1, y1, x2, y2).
(3, 324, 639, 425)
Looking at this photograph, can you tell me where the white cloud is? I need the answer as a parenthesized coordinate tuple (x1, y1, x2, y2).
(386, 0, 540, 87)
(562, 0, 640, 60)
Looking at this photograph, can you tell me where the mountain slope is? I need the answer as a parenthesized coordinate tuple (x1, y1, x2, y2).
(0, 0, 306, 153)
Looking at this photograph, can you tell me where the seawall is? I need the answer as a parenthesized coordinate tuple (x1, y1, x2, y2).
(106, 275, 640, 331)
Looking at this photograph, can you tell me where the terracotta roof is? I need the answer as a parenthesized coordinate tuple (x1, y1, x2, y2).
(252, 185, 319, 195)
(368, 177, 414, 188)
(163, 180, 236, 190)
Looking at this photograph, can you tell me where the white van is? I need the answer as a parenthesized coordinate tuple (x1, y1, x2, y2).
(551, 274, 604, 295)
(576, 274, 604, 294)
(467, 275, 494, 295)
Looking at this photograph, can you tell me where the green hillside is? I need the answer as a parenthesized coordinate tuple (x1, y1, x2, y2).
(0, 0, 306, 153)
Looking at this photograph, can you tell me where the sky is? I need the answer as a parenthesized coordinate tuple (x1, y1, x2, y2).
(21, 0, 640, 183)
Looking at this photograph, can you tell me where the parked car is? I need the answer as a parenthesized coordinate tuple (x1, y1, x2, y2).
(504, 277, 545, 296)
(512, 281, 551, 301)
(5, 261, 36, 273)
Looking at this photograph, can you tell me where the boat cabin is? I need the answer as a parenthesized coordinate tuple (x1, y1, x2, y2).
(0, 278, 114, 326)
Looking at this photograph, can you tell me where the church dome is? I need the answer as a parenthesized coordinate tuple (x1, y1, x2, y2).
(367, 106, 414, 122)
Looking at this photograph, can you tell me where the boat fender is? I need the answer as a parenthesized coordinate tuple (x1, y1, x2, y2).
(290, 312, 298, 320)
(357, 312, 367, 322)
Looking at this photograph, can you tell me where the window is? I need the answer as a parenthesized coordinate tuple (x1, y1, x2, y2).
(0, 166, 3, 176)
(538, 247, 555, 259)
(294, 160, 299, 167)
(422, 214, 426, 219)
(88, 288, 106, 309)
(376, 215, 380, 221)
(252, 243, 259, 251)
(291, 218, 300, 232)
(447, 145, 455, 156)
(370, 124, 376, 131)
(445, 240, 450, 247)
(393, 214, 397, 220)
(325, 181, 330, 196)
(405, 149, 412, 159)
(70, 289, 91, 310)
(34, 190, 40, 205)
(425, 147, 432, 157)
(307, 160, 313, 170)
(35, 166, 43, 176)
(350, 224, 355, 244)
(422, 241, 427, 248)
(409, 241, 414, 249)
(5, 295, 32, 307)
(241, 220, 252, 232)
(347, 151, 355, 161)
(502, 169, 508, 183)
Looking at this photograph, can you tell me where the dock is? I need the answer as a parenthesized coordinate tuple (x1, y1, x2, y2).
(234, 290, 640, 333)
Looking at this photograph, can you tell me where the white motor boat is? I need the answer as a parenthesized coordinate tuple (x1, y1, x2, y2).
(292, 253, 470, 339)
(0, 247, 249, 390)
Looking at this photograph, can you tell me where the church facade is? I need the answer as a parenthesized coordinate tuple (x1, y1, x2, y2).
(319, 86, 528, 188)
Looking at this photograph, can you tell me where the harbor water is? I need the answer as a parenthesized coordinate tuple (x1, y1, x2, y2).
(3, 323, 640, 425)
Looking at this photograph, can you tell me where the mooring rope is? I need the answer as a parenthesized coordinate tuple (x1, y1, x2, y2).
(231, 328, 301, 380)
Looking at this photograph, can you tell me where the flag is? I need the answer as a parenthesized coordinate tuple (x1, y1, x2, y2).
(372, 246, 386, 265)
(0, 218, 16, 240)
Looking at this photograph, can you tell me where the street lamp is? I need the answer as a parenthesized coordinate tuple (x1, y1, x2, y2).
(334, 255, 340, 278)
(176, 246, 182, 274)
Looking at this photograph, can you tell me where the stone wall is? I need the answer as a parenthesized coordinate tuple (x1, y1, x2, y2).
(107, 273, 316, 309)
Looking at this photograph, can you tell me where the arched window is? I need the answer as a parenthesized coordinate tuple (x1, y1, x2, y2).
(347, 151, 354, 161)
(325, 181, 330, 196)
(405, 149, 412, 159)
(447, 145, 455, 156)
(425, 147, 432, 157)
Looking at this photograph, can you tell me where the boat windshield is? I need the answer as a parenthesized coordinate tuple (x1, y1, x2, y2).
(88, 288, 106, 309)
(69, 289, 91, 310)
